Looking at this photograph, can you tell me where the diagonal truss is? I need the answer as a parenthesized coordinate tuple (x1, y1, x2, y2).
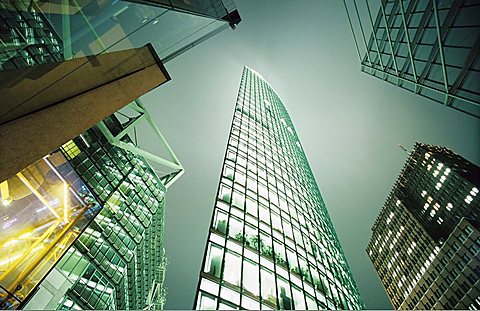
(343, 0, 480, 118)
(96, 99, 184, 189)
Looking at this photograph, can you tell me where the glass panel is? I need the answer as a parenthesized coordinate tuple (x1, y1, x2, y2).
(0, 151, 101, 305)
(260, 267, 276, 307)
(223, 251, 241, 286)
(204, 243, 223, 278)
(213, 210, 228, 234)
(197, 292, 216, 310)
(242, 258, 259, 297)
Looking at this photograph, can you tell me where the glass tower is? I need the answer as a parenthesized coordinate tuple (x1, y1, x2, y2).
(367, 143, 480, 309)
(343, 0, 480, 118)
(194, 67, 364, 310)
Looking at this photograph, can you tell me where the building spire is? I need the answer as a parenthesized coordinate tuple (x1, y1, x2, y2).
(398, 144, 411, 155)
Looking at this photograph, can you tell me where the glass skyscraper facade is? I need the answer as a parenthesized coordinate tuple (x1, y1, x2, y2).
(0, 0, 240, 70)
(194, 67, 364, 310)
(367, 142, 480, 309)
(344, 0, 480, 118)
(0, 111, 179, 310)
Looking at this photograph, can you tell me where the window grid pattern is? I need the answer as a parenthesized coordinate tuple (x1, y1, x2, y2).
(195, 67, 364, 310)
(346, 0, 480, 118)
(367, 142, 480, 309)
(400, 218, 480, 310)
(55, 116, 168, 310)
(0, 0, 63, 71)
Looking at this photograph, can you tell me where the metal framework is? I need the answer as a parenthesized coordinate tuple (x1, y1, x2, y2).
(97, 99, 184, 189)
(343, 0, 480, 118)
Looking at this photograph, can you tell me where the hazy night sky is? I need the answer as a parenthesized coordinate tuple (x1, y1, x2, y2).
(140, 1, 480, 309)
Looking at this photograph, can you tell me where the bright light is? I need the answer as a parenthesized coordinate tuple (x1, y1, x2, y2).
(19, 232, 33, 239)
(3, 240, 17, 248)
(2, 198, 11, 206)
(0, 252, 23, 266)
(31, 245, 45, 253)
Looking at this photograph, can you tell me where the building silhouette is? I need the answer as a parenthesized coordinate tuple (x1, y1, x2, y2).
(367, 142, 480, 309)
(344, 0, 480, 118)
(194, 67, 364, 310)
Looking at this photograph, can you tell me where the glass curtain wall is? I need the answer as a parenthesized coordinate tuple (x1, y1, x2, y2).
(195, 67, 365, 310)
(344, 0, 480, 118)
(0, 151, 101, 309)
(0, 0, 239, 114)
(0, 114, 169, 310)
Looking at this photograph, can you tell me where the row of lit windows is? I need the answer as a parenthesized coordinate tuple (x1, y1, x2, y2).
(214, 183, 348, 278)
(231, 110, 302, 167)
(221, 157, 321, 222)
(367, 198, 438, 304)
(222, 155, 323, 228)
(218, 167, 340, 262)
(201, 238, 355, 310)
(211, 199, 345, 280)
(403, 221, 480, 309)
(62, 126, 167, 309)
(212, 69, 364, 307)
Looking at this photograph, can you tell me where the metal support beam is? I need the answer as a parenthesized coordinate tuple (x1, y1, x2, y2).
(432, 0, 450, 104)
(97, 100, 184, 189)
(398, 0, 418, 92)
(446, 35, 480, 107)
(417, 0, 463, 85)
(343, 0, 363, 63)
(365, 0, 385, 71)
(361, 62, 480, 118)
(353, 0, 373, 65)
(380, 1, 400, 83)
(61, 0, 73, 59)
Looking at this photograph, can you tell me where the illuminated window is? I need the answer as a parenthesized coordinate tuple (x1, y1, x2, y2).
(260, 268, 276, 305)
(204, 244, 223, 278)
(223, 251, 241, 286)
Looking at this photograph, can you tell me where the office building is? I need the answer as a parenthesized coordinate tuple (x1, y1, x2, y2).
(0, 100, 184, 310)
(343, 0, 480, 118)
(367, 142, 480, 309)
(194, 67, 364, 310)
(0, 0, 241, 181)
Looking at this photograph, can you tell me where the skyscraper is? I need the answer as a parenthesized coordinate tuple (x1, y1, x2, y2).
(0, 101, 183, 310)
(367, 142, 480, 309)
(343, 0, 480, 118)
(194, 67, 364, 310)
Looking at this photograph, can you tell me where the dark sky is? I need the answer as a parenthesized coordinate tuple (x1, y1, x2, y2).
(140, 1, 480, 309)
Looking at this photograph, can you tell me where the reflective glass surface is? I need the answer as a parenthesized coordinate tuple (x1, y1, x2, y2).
(356, 0, 480, 117)
(195, 67, 364, 310)
(0, 151, 101, 309)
